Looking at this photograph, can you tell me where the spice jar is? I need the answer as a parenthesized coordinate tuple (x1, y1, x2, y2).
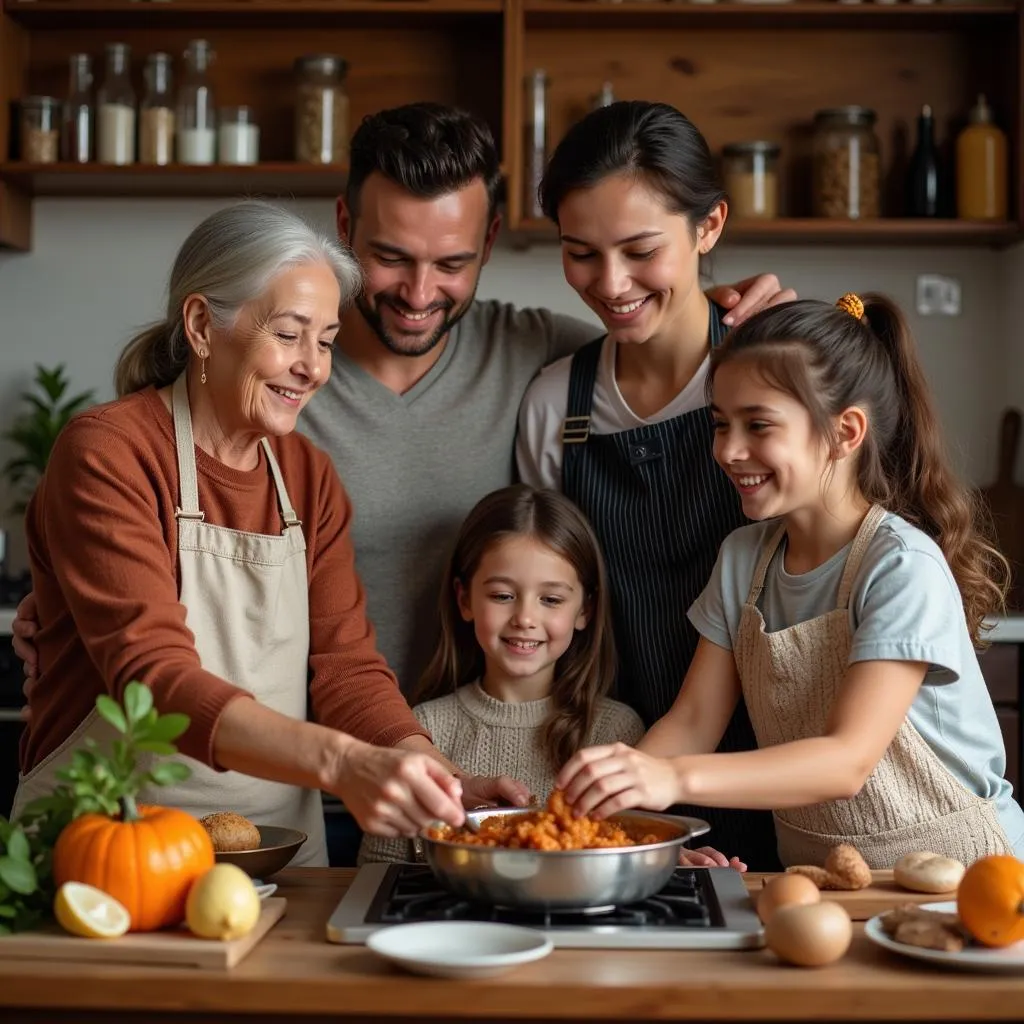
(97, 42, 136, 165)
(722, 141, 780, 220)
(140, 53, 174, 165)
(218, 106, 260, 165)
(294, 55, 349, 165)
(20, 96, 61, 163)
(812, 106, 880, 220)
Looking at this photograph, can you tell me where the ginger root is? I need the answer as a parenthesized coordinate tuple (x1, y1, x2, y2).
(785, 843, 873, 891)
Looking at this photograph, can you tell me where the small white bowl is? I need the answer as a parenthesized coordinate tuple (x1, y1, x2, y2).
(366, 921, 554, 979)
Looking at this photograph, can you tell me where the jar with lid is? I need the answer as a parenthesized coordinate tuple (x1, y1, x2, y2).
(294, 55, 349, 165)
(140, 53, 174, 166)
(63, 53, 93, 164)
(812, 106, 880, 220)
(524, 70, 548, 220)
(218, 106, 260, 165)
(722, 141, 780, 220)
(97, 42, 136, 165)
(177, 39, 216, 165)
(20, 97, 61, 163)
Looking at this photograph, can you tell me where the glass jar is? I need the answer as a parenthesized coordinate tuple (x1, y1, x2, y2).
(177, 39, 216, 165)
(218, 105, 260, 165)
(294, 55, 349, 165)
(20, 96, 61, 163)
(63, 53, 93, 164)
(722, 141, 780, 220)
(812, 106, 880, 220)
(140, 53, 175, 166)
(97, 42, 136, 165)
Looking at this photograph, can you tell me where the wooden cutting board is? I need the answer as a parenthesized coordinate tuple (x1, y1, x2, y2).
(978, 408, 1024, 611)
(0, 897, 286, 969)
(749, 871, 955, 921)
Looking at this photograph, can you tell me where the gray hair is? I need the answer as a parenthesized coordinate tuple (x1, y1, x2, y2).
(114, 199, 362, 397)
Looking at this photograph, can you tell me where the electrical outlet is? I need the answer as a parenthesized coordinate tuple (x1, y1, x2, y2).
(916, 274, 961, 317)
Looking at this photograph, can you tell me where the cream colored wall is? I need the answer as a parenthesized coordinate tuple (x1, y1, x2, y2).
(0, 197, 1012, 569)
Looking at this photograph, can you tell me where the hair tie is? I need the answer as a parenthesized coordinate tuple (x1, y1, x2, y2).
(836, 293, 865, 321)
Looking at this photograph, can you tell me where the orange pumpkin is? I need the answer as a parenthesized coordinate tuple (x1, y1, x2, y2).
(53, 804, 214, 932)
(957, 854, 1024, 948)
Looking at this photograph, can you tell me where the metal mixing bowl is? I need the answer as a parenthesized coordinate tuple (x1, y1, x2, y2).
(418, 807, 710, 911)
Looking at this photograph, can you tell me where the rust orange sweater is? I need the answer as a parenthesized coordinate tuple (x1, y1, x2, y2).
(21, 386, 428, 773)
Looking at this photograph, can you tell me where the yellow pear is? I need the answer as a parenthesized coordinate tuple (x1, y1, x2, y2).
(185, 863, 261, 941)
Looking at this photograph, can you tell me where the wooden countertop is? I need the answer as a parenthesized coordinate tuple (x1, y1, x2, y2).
(0, 868, 1020, 1022)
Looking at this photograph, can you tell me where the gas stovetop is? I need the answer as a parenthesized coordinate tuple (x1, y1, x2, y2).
(326, 863, 764, 950)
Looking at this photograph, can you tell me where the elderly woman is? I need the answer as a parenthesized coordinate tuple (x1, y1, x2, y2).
(13, 200, 515, 866)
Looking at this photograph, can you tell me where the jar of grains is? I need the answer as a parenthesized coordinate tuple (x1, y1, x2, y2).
(294, 55, 349, 164)
(722, 141, 780, 220)
(812, 106, 880, 220)
(20, 97, 62, 163)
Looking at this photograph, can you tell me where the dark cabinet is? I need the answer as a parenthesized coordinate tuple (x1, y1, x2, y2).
(978, 642, 1022, 804)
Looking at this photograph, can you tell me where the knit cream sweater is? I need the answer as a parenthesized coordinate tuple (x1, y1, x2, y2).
(358, 682, 646, 864)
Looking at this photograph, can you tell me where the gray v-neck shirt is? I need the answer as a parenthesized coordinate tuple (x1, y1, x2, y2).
(298, 300, 597, 691)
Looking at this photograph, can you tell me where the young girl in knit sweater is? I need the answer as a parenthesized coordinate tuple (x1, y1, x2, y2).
(358, 484, 648, 864)
(558, 293, 1024, 868)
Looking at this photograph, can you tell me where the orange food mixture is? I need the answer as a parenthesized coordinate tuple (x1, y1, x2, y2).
(427, 790, 664, 851)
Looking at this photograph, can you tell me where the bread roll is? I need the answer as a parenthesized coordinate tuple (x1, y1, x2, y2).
(200, 811, 261, 853)
(893, 851, 965, 894)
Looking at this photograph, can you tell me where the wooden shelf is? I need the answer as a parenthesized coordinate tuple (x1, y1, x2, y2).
(0, 162, 352, 198)
(523, 0, 1019, 29)
(514, 216, 1023, 248)
(3, 0, 502, 28)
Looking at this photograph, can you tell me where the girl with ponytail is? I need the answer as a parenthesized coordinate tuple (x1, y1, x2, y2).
(558, 293, 1024, 868)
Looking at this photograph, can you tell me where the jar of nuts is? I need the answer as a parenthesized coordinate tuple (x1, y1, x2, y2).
(812, 106, 880, 220)
(294, 55, 349, 165)
(20, 96, 62, 163)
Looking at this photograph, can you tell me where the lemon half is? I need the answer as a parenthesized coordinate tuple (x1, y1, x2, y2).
(54, 882, 131, 939)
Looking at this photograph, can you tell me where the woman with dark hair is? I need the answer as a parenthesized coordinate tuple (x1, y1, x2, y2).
(516, 100, 779, 869)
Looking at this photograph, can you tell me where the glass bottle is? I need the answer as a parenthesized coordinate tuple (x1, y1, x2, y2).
(956, 94, 1007, 221)
(812, 106, 880, 220)
(140, 53, 175, 166)
(294, 55, 349, 165)
(63, 53, 93, 164)
(177, 39, 216, 165)
(524, 69, 548, 221)
(906, 104, 940, 218)
(97, 42, 136, 165)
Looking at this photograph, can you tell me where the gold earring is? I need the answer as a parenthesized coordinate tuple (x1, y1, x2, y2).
(200, 351, 207, 385)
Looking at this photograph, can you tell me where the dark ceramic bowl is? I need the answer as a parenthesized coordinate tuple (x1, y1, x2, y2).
(214, 825, 307, 878)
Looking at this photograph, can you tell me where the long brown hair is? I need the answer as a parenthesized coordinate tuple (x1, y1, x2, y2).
(708, 295, 1008, 644)
(415, 485, 617, 771)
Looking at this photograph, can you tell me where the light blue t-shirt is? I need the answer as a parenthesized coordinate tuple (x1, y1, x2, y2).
(689, 512, 1024, 853)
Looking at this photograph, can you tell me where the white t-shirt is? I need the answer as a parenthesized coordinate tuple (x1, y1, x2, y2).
(516, 335, 711, 490)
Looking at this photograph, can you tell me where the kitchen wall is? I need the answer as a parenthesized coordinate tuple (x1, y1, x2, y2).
(0, 197, 1017, 570)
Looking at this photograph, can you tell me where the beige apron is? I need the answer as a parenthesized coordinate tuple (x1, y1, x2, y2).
(14, 375, 327, 867)
(735, 504, 1011, 869)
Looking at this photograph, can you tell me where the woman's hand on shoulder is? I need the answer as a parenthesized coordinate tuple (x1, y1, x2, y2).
(555, 742, 680, 819)
(707, 274, 797, 327)
(330, 739, 467, 837)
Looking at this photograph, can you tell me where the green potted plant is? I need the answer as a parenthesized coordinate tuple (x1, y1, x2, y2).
(2, 364, 95, 516)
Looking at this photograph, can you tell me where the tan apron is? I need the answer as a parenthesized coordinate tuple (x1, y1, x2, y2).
(735, 504, 1011, 868)
(14, 375, 327, 867)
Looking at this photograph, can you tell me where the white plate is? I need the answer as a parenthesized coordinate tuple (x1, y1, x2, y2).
(366, 921, 554, 979)
(865, 901, 1024, 972)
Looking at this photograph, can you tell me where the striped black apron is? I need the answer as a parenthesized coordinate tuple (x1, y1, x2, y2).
(561, 302, 781, 870)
